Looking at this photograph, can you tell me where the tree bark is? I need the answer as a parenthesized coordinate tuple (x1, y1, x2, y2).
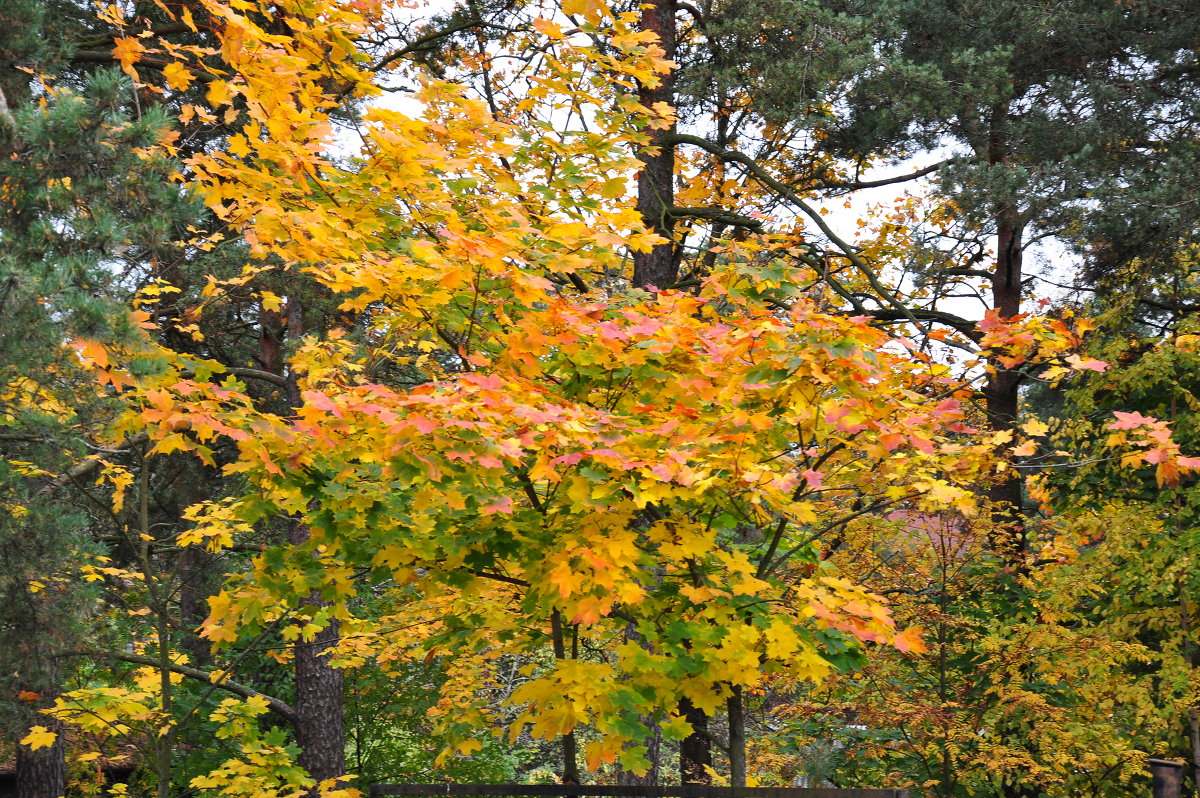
(616, 622, 662, 786)
(727, 687, 746, 788)
(178, 546, 213, 667)
(289, 522, 346, 786)
(679, 696, 712, 784)
(632, 0, 678, 291)
(1179, 593, 1200, 798)
(294, 616, 346, 783)
(550, 611, 580, 784)
(16, 720, 66, 798)
(263, 295, 345, 786)
(984, 207, 1027, 561)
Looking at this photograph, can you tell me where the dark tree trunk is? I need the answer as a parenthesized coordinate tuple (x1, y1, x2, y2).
(625, 20, 689, 743)
(294, 614, 346, 784)
(550, 611, 580, 784)
(263, 297, 344, 786)
(616, 727, 662, 786)
(178, 545, 214, 667)
(984, 212, 1026, 560)
(727, 687, 746, 788)
(16, 717, 65, 798)
(289, 521, 346, 786)
(616, 621, 662, 786)
(988, 205, 1036, 798)
(679, 696, 712, 785)
(632, 0, 678, 291)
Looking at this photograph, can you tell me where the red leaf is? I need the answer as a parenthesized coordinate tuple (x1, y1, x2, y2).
(480, 496, 513, 515)
(1108, 411, 1155, 430)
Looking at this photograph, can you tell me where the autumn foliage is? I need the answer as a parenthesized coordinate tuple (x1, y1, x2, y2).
(5, 0, 1200, 796)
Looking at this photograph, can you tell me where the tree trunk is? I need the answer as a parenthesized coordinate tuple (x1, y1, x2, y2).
(679, 696, 712, 784)
(632, 0, 678, 291)
(982, 131, 1035, 798)
(617, 622, 661, 786)
(264, 297, 345, 786)
(178, 546, 213, 667)
(984, 209, 1026, 561)
(616, 728, 662, 786)
(632, 4, 700, 782)
(16, 717, 65, 798)
(294, 614, 345, 784)
(290, 521, 346, 786)
(1180, 593, 1200, 797)
(727, 687, 746, 788)
(550, 611, 580, 784)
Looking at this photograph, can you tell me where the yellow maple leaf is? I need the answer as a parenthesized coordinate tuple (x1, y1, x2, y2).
(1021, 418, 1050, 437)
(562, 0, 606, 19)
(584, 737, 623, 771)
(206, 80, 232, 107)
(162, 61, 193, 91)
(260, 290, 284, 312)
(111, 36, 144, 79)
(20, 726, 57, 751)
(891, 625, 929, 655)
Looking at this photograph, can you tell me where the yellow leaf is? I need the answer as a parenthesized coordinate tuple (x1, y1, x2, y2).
(206, 80, 231, 107)
(1021, 418, 1050, 437)
(531, 17, 564, 39)
(562, 0, 605, 18)
(162, 61, 193, 91)
(20, 726, 57, 751)
(599, 178, 627, 199)
(1011, 440, 1038, 457)
(111, 36, 144, 79)
(76, 339, 111, 369)
(260, 291, 284, 312)
(764, 620, 800, 660)
(584, 737, 623, 770)
(149, 433, 191, 457)
(891, 625, 929, 654)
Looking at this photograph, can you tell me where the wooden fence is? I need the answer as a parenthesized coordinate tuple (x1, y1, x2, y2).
(369, 784, 910, 798)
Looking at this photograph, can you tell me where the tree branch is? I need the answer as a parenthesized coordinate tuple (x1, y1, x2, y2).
(225, 367, 292, 388)
(369, 16, 485, 75)
(37, 433, 150, 496)
(867, 308, 982, 339)
(666, 133, 934, 335)
(820, 160, 947, 192)
(74, 23, 194, 49)
(64, 649, 299, 725)
(668, 206, 763, 230)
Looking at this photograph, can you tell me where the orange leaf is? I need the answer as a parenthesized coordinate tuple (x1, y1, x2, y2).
(892, 626, 928, 654)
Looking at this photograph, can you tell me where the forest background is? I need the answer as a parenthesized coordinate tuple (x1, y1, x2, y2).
(3, 0, 1200, 797)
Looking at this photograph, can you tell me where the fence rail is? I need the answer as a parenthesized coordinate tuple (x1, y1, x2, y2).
(369, 784, 910, 798)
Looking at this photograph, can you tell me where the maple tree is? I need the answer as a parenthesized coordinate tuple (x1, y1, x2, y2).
(6, 0, 1200, 796)
(35, 0, 1004, 790)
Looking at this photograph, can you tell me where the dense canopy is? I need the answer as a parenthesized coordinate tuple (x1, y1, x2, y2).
(3, 1, 1200, 797)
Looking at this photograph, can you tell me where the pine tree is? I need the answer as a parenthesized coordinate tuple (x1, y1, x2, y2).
(0, 4, 206, 793)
